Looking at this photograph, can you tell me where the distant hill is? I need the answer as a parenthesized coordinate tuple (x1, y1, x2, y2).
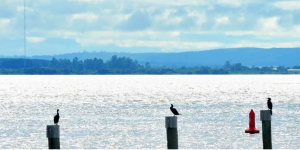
(31, 47, 300, 67)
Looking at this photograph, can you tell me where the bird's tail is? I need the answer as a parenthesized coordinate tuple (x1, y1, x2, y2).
(270, 109, 272, 115)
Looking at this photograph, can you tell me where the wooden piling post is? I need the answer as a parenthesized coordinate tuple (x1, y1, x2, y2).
(165, 116, 178, 149)
(47, 125, 60, 149)
(260, 110, 272, 149)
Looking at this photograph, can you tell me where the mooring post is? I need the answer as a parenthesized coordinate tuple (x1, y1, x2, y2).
(47, 125, 60, 149)
(165, 116, 178, 149)
(260, 110, 272, 149)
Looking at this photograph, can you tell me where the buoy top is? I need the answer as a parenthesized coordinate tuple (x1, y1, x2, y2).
(249, 109, 256, 128)
(250, 109, 254, 114)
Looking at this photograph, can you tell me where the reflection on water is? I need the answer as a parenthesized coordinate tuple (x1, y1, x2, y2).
(0, 75, 299, 148)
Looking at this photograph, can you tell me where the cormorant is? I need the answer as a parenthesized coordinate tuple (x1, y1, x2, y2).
(54, 109, 60, 125)
(170, 104, 180, 115)
(267, 98, 272, 115)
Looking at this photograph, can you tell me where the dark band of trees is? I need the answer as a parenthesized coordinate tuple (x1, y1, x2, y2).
(0, 56, 298, 74)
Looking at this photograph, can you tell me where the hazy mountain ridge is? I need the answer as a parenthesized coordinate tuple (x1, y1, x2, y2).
(30, 47, 300, 67)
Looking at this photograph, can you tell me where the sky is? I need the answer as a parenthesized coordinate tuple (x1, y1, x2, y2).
(1, 0, 300, 56)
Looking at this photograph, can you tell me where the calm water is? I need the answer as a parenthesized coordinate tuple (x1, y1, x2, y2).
(0, 75, 299, 149)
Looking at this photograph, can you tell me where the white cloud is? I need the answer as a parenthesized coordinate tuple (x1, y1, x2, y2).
(42, 30, 183, 42)
(75, 38, 223, 50)
(76, 39, 114, 45)
(129, 40, 222, 50)
(38, 25, 300, 51)
(186, 9, 207, 25)
(41, 30, 78, 39)
(294, 25, 300, 32)
(70, 13, 98, 22)
(154, 9, 183, 25)
(129, 40, 223, 50)
(17, 6, 34, 12)
(226, 25, 300, 38)
(214, 16, 230, 29)
(273, 1, 300, 10)
(0, 19, 10, 28)
(238, 17, 245, 21)
(45, 29, 222, 50)
(215, 16, 229, 24)
(170, 31, 180, 37)
(3, 0, 300, 55)
(231, 41, 300, 48)
(67, 0, 207, 6)
(101, 9, 112, 14)
(274, 42, 300, 48)
(258, 17, 280, 30)
(67, 0, 105, 3)
(134, 0, 208, 6)
(225, 31, 254, 36)
(26, 37, 46, 43)
(217, 0, 242, 7)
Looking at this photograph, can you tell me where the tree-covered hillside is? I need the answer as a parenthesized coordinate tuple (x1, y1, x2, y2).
(31, 47, 300, 67)
(0, 56, 299, 74)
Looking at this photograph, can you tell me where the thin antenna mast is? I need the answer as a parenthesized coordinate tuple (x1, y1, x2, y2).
(24, 0, 26, 67)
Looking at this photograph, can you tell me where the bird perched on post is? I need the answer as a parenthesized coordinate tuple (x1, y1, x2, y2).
(170, 104, 181, 116)
(54, 109, 60, 125)
(267, 98, 272, 115)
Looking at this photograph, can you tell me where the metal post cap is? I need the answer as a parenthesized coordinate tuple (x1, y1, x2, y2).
(260, 110, 271, 121)
(47, 125, 60, 138)
(165, 116, 177, 128)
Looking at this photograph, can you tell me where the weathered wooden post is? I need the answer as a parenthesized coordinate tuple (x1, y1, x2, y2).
(47, 125, 60, 149)
(260, 110, 272, 149)
(165, 116, 178, 149)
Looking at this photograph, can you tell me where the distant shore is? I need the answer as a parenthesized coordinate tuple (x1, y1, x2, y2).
(0, 56, 299, 75)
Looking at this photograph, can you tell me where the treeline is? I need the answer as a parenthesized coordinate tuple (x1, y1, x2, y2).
(0, 58, 49, 69)
(46, 55, 141, 74)
(0, 56, 299, 74)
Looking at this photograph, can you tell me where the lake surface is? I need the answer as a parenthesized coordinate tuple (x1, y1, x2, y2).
(0, 75, 299, 149)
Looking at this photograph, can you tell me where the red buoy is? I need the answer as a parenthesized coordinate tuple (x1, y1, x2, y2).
(245, 109, 259, 134)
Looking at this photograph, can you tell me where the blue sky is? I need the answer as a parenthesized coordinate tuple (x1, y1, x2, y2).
(1, 0, 300, 56)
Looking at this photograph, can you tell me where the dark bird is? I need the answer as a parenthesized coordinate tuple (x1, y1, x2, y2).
(54, 109, 60, 125)
(267, 98, 273, 115)
(170, 104, 181, 115)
